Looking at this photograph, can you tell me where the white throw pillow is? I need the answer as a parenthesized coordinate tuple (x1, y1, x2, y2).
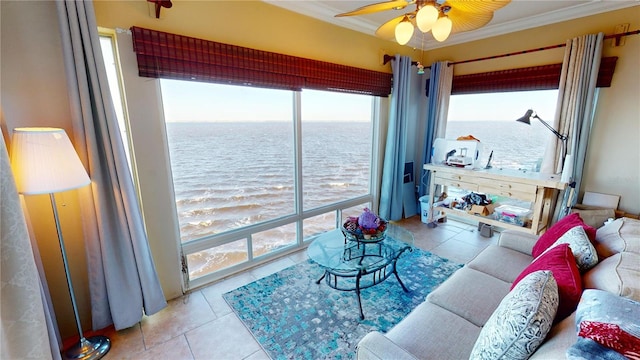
(469, 270, 559, 360)
(548, 225, 599, 272)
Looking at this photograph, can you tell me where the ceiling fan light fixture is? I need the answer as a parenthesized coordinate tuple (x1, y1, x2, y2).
(395, 16, 414, 45)
(416, 4, 438, 32)
(432, 16, 453, 42)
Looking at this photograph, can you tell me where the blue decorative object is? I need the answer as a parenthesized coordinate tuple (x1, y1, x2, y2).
(223, 243, 462, 360)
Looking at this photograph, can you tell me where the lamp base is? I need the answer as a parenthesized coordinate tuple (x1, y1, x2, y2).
(63, 336, 111, 360)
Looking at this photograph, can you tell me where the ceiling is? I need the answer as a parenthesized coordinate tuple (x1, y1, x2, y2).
(263, 1, 637, 50)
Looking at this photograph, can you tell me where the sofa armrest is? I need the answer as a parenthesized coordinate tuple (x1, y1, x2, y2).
(498, 230, 539, 256)
(357, 332, 418, 360)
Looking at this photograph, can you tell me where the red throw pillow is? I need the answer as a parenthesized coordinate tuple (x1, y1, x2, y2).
(532, 213, 597, 258)
(512, 243, 582, 322)
(579, 321, 640, 359)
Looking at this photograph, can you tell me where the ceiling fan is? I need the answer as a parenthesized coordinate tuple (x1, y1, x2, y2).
(336, 0, 511, 45)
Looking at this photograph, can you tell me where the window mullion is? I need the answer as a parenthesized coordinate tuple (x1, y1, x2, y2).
(293, 91, 304, 245)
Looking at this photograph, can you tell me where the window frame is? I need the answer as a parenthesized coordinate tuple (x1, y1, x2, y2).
(98, 28, 141, 198)
(164, 85, 382, 289)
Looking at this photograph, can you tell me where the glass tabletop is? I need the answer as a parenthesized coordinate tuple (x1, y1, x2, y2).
(307, 224, 414, 273)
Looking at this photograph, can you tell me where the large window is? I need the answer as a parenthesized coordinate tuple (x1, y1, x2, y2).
(301, 91, 372, 210)
(446, 90, 558, 172)
(162, 82, 295, 241)
(160, 80, 376, 285)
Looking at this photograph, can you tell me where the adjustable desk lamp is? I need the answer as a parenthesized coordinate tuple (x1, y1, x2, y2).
(516, 109, 568, 171)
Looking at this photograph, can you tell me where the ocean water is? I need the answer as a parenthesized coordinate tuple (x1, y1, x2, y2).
(166, 121, 372, 244)
(166, 120, 548, 276)
(446, 120, 549, 171)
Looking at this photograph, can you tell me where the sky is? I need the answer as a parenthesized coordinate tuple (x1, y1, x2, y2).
(159, 79, 558, 123)
(160, 79, 373, 122)
(448, 90, 558, 122)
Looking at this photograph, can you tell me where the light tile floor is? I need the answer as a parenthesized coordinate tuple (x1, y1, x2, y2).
(103, 216, 500, 360)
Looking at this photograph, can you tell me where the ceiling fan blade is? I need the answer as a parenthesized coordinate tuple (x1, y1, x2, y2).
(336, 0, 414, 17)
(443, 0, 510, 14)
(447, 7, 494, 33)
(375, 14, 409, 40)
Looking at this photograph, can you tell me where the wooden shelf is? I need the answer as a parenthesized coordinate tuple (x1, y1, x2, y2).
(424, 164, 566, 235)
(436, 207, 545, 234)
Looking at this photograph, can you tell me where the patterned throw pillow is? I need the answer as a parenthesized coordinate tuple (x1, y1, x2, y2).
(575, 289, 640, 339)
(545, 225, 599, 272)
(532, 212, 596, 258)
(578, 321, 640, 359)
(470, 270, 559, 360)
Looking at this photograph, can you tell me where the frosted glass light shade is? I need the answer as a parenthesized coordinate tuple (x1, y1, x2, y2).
(432, 16, 453, 41)
(395, 18, 414, 45)
(10, 127, 90, 195)
(416, 5, 438, 32)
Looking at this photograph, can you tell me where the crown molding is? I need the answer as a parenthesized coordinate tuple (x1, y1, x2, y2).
(411, 1, 639, 50)
(264, 1, 639, 51)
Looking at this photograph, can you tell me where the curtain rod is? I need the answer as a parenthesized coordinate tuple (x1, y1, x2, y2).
(384, 29, 639, 67)
(382, 54, 424, 68)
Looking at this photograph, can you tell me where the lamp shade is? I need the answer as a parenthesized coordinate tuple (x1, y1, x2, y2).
(10, 127, 90, 195)
(416, 4, 438, 32)
(395, 17, 414, 45)
(432, 16, 453, 42)
(516, 109, 534, 125)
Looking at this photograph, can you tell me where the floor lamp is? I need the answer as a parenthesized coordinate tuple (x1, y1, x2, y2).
(516, 109, 568, 171)
(10, 127, 111, 360)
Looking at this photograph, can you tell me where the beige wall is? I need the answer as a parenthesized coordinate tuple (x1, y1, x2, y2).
(93, 0, 415, 71)
(1, 0, 93, 339)
(2, 0, 638, 341)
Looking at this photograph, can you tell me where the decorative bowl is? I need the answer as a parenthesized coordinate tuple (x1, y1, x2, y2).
(341, 220, 388, 243)
(342, 208, 388, 243)
(342, 226, 387, 242)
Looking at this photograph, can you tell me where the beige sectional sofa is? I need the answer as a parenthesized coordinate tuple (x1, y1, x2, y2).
(357, 217, 640, 359)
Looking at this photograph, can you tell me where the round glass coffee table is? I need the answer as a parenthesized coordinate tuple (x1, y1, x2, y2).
(307, 224, 414, 319)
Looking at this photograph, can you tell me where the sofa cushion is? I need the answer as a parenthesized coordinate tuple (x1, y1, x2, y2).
(497, 230, 538, 255)
(426, 267, 510, 327)
(532, 213, 596, 258)
(386, 301, 481, 360)
(356, 332, 419, 360)
(511, 243, 582, 322)
(583, 252, 640, 301)
(593, 217, 640, 259)
(544, 226, 599, 272)
(529, 312, 578, 360)
(467, 245, 533, 283)
(469, 270, 559, 360)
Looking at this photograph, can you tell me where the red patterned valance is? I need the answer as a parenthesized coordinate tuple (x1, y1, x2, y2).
(452, 57, 617, 94)
(130, 26, 392, 97)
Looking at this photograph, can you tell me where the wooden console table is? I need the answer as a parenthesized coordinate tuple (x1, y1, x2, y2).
(423, 164, 567, 235)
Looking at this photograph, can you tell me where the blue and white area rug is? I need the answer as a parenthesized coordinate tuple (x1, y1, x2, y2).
(223, 246, 462, 360)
